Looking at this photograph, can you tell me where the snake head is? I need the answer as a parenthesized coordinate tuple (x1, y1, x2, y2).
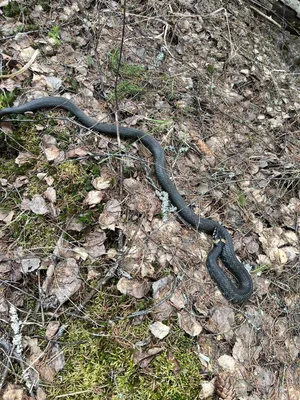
(212, 227, 226, 246)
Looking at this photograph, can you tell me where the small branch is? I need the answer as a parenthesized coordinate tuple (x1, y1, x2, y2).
(249, 5, 282, 29)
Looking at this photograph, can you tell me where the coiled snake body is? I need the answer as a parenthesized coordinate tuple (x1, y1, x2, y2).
(0, 97, 253, 303)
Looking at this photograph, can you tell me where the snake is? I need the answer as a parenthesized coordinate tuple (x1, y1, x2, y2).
(0, 97, 253, 303)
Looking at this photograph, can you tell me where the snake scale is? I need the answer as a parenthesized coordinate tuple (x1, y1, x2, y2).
(0, 97, 253, 303)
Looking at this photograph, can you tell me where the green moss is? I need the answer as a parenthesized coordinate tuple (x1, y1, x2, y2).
(47, 291, 202, 399)
(10, 214, 58, 250)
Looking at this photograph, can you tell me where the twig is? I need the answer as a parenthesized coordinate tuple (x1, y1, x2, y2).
(249, 5, 282, 29)
(114, 0, 127, 272)
(0, 50, 39, 79)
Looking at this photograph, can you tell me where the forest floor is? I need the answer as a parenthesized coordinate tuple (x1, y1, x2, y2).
(0, 1, 299, 399)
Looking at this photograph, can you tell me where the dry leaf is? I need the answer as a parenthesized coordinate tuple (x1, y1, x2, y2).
(46, 321, 60, 340)
(20, 257, 40, 274)
(44, 187, 56, 203)
(117, 277, 151, 299)
(201, 380, 215, 399)
(36, 387, 47, 400)
(66, 146, 90, 158)
(2, 384, 24, 400)
(0, 210, 14, 223)
(0, 261, 11, 279)
(92, 176, 111, 190)
(98, 199, 121, 230)
(46, 258, 82, 304)
(43, 145, 60, 161)
(217, 354, 236, 372)
(29, 195, 49, 215)
(83, 190, 104, 206)
(49, 343, 65, 372)
(177, 310, 202, 336)
(24, 336, 56, 384)
(206, 305, 235, 340)
(43, 75, 62, 90)
(149, 321, 170, 339)
(67, 217, 85, 232)
(123, 178, 160, 221)
(15, 152, 36, 165)
(151, 276, 174, 320)
(83, 229, 106, 258)
(169, 288, 186, 310)
(42, 134, 60, 161)
(133, 347, 164, 367)
(14, 176, 28, 188)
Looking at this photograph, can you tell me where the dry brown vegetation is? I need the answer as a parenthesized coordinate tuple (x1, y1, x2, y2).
(0, 1, 299, 399)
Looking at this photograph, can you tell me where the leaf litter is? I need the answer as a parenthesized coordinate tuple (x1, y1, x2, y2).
(0, 0, 299, 399)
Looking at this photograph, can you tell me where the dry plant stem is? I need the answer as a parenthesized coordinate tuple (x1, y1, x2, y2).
(249, 5, 282, 29)
(114, 0, 127, 271)
(0, 50, 39, 79)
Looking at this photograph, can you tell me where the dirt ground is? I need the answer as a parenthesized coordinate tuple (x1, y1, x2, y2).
(0, 0, 299, 399)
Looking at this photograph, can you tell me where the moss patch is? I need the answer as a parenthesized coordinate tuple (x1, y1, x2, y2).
(47, 289, 202, 400)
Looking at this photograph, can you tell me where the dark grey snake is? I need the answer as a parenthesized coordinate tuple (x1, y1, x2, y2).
(0, 97, 253, 303)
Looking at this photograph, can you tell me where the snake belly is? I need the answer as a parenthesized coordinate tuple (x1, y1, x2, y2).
(0, 97, 253, 303)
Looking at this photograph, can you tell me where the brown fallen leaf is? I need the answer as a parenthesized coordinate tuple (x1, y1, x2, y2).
(20, 257, 40, 274)
(49, 343, 65, 372)
(149, 321, 170, 339)
(98, 199, 121, 230)
(177, 310, 202, 337)
(66, 146, 90, 158)
(133, 347, 164, 367)
(2, 384, 24, 400)
(206, 305, 235, 341)
(46, 258, 82, 305)
(41, 135, 61, 161)
(117, 277, 151, 299)
(36, 387, 47, 400)
(45, 321, 60, 340)
(83, 190, 104, 206)
(123, 178, 160, 221)
(217, 355, 236, 372)
(44, 187, 56, 203)
(0, 210, 14, 223)
(83, 229, 106, 258)
(14, 176, 28, 188)
(15, 152, 36, 166)
(151, 276, 174, 320)
(21, 195, 49, 215)
(24, 336, 56, 384)
(92, 176, 111, 190)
